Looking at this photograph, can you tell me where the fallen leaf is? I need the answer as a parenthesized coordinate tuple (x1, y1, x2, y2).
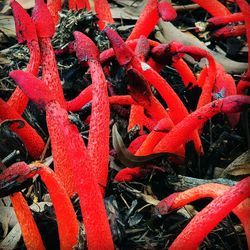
(1, 0, 35, 13)
(0, 223, 21, 250)
(0, 15, 15, 37)
(221, 150, 250, 177)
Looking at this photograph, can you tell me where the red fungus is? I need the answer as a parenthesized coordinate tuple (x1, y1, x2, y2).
(0, 162, 79, 250)
(104, 29, 185, 123)
(197, 66, 208, 88)
(150, 43, 197, 87)
(100, 38, 160, 65)
(108, 95, 136, 105)
(10, 70, 114, 250)
(114, 167, 151, 182)
(0, 162, 46, 250)
(68, 0, 91, 10)
(11, 193, 46, 250)
(47, 0, 62, 25)
(74, 31, 110, 194)
(134, 35, 150, 61)
(211, 24, 246, 38)
(29, 163, 79, 249)
(190, 0, 231, 17)
(32, 0, 66, 108)
(104, 27, 202, 153)
(126, 67, 174, 132)
(168, 176, 250, 250)
(7, 0, 40, 114)
(127, 0, 176, 41)
(0, 98, 45, 159)
(172, 59, 197, 87)
(9, 70, 75, 196)
(207, 12, 244, 26)
(169, 42, 217, 109)
(93, 0, 114, 30)
(67, 84, 93, 111)
(235, 0, 250, 85)
(128, 105, 144, 134)
(237, 78, 250, 94)
(127, 36, 150, 134)
(109, 93, 172, 130)
(153, 95, 250, 154)
(61, 115, 114, 250)
(128, 134, 148, 154)
(213, 63, 239, 127)
(156, 183, 250, 248)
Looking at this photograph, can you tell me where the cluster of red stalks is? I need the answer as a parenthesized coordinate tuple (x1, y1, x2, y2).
(0, 0, 249, 249)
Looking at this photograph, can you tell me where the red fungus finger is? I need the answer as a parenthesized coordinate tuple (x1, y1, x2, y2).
(213, 63, 239, 127)
(104, 29, 182, 122)
(190, 0, 231, 17)
(212, 24, 246, 38)
(80, 0, 91, 10)
(172, 59, 197, 87)
(100, 38, 160, 65)
(197, 66, 208, 88)
(128, 134, 148, 154)
(198, 61, 231, 116)
(74, 31, 110, 194)
(127, 0, 176, 41)
(0, 164, 46, 250)
(9, 70, 75, 195)
(7, 0, 40, 114)
(11, 193, 46, 250)
(0, 98, 45, 159)
(128, 105, 144, 134)
(1, 162, 79, 250)
(114, 167, 151, 182)
(46, 102, 76, 196)
(235, 0, 250, 83)
(66, 84, 93, 111)
(134, 35, 150, 61)
(113, 130, 184, 183)
(104, 27, 202, 153)
(93, 0, 114, 30)
(47, 0, 62, 25)
(126, 67, 174, 128)
(143, 114, 157, 131)
(109, 94, 173, 129)
(29, 163, 79, 249)
(236, 1, 250, 70)
(68, 0, 91, 10)
(207, 12, 244, 26)
(168, 176, 250, 250)
(59, 113, 114, 250)
(9, 70, 114, 249)
(127, 36, 150, 134)
(170, 42, 217, 109)
(32, 0, 66, 108)
(108, 95, 136, 105)
(0, 163, 46, 250)
(156, 183, 250, 248)
(237, 78, 250, 94)
(153, 95, 250, 154)
(149, 43, 197, 87)
(127, 0, 158, 41)
(68, 0, 76, 10)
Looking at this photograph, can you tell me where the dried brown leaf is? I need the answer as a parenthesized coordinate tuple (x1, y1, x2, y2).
(221, 150, 250, 177)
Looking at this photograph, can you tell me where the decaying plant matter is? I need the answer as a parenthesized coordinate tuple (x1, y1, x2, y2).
(0, 0, 249, 249)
